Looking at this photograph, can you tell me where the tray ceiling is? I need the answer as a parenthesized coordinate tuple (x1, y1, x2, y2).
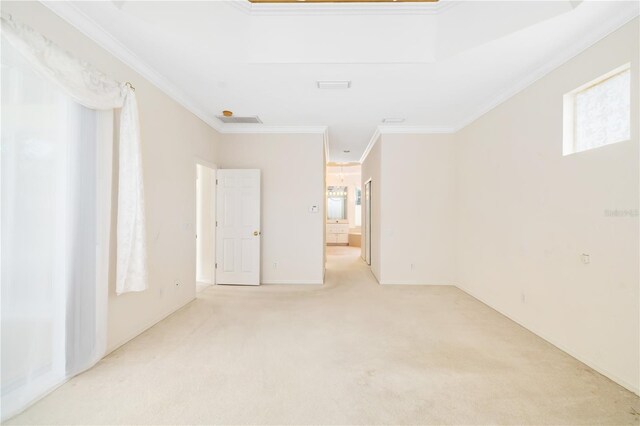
(44, 1, 639, 162)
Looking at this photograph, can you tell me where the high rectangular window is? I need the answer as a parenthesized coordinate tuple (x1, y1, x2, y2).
(563, 64, 631, 155)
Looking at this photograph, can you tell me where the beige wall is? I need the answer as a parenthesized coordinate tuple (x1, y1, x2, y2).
(218, 133, 326, 284)
(455, 18, 639, 393)
(3, 2, 223, 353)
(361, 133, 456, 284)
(380, 133, 456, 285)
(361, 135, 382, 280)
(360, 18, 639, 394)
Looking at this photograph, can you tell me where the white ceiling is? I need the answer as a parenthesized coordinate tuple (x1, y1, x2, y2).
(45, 1, 638, 162)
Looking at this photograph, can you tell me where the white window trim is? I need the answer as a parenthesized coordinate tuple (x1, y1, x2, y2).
(562, 63, 631, 156)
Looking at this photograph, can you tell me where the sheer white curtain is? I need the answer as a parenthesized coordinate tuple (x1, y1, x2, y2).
(1, 38, 110, 421)
(1, 13, 147, 295)
(1, 14, 147, 420)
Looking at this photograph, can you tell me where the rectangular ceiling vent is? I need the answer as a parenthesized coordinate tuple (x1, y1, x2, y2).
(382, 117, 405, 123)
(317, 80, 351, 90)
(216, 115, 262, 124)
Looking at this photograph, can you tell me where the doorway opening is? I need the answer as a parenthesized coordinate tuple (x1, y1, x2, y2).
(325, 163, 362, 259)
(195, 161, 216, 292)
(364, 179, 371, 265)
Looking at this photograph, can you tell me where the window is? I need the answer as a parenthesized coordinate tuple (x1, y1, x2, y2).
(1, 37, 111, 420)
(563, 64, 631, 156)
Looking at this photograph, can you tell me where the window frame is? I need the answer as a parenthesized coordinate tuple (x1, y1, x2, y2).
(562, 63, 631, 156)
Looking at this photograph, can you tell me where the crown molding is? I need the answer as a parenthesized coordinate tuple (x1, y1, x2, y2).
(229, 0, 458, 16)
(40, 0, 639, 160)
(359, 125, 454, 163)
(378, 125, 456, 134)
(453, 3, 640, 132)
(359, 127, 381, 164)
(323, 127, 331, 163)
(41, 1, 226, 133)
(41, 1, 331, 138)
(359, 4, 639, 155)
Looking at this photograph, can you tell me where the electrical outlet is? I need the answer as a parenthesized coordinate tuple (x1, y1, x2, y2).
(521, 293, 526, 304)
(273, 262, 278, 269)
(581, 253, 590, 264)
(410, 263, 415, 270)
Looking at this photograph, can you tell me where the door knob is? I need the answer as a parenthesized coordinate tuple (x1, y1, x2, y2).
(253, 231, 260, 236)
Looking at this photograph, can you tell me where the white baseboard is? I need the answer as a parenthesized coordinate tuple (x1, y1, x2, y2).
(456, 284, 640, 396)
(379, 281, 455, 286)
(261, 280, 323, 285)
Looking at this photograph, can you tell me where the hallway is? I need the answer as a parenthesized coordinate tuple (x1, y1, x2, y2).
(7, 247, 640, 425)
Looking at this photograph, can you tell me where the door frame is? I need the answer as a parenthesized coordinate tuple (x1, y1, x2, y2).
(364, 178, 372, 266)
(194, 158, 217, 286)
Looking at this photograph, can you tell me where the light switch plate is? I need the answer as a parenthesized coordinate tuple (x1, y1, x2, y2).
(309, 205, 319, 213)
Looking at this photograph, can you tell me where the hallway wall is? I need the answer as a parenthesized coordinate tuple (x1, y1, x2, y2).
(379, 133, 456, 285)
(361, 134, 383, 281)
(361, 133, 456, 285)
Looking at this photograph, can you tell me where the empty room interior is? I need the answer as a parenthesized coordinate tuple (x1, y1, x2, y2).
(1, 0, 639, 424)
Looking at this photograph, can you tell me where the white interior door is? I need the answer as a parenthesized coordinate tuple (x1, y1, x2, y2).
(215, 169, 261, 285)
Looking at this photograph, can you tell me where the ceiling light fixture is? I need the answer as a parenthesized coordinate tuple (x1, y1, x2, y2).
(317, 81, 351, 90)
(382, 117, 405, 123)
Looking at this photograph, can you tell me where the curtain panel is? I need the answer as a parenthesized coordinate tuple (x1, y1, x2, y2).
(1, 13, 148, 295)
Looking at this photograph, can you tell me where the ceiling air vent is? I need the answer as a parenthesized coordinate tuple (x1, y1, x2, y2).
(216, 115, 262, 124)
(317, 81, 351, 90)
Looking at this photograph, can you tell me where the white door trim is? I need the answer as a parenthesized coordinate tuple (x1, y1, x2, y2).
(364, 178, 372, 266)
(195, 158, 217, 286)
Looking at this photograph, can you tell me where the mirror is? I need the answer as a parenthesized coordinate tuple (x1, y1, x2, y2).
(327, 186, 347, 221)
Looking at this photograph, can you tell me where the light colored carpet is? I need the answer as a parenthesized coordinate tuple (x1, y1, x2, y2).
(7, 246, 640, 425)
